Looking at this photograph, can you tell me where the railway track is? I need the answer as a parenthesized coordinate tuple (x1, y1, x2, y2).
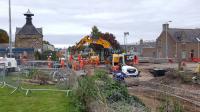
(128, 81, 200, 108)
(142, 82, 200, 105)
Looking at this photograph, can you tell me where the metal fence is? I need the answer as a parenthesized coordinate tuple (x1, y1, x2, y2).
(0, 63, 5, 85)
(0, 63, 19, 94)
(1, 61, 73, 95)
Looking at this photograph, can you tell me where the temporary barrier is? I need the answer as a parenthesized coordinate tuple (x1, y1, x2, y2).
(19, 61, 72, 95)
(1, 61, 73, 95)
(0, 63, 5, 85)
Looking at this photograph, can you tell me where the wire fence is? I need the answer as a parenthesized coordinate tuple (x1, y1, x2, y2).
(0, 63, 5, 85)
(1, 61, 73, 95)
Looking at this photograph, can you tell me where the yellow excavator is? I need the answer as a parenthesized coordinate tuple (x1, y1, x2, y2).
(75, 35, 111, 49)
(75, 35, 112, 63)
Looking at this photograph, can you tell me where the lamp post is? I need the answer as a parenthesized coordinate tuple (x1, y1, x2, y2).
(165, 21, 172, 59)
(8, 0, 12, 57)
(124, 32, 129, 53)
(196, 38, 200, 59)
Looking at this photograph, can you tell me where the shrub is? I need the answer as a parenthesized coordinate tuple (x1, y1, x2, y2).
(158, 96, 183, 112)
(69, 68, 148, 112)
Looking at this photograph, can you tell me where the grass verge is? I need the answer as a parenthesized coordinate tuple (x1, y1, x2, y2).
(0, 86, 76, 112)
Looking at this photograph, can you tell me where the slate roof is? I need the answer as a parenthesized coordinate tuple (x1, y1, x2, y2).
(16, 27, 42, 35)
(16, 10, 42, 36)
(168, 28, 200, 43)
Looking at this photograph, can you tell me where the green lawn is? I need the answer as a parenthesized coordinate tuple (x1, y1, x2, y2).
(0, 87, 75, 112)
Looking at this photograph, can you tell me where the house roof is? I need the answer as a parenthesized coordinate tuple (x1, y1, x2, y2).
(16, 10, 42, 36)
(16, 27, 42, 35)
(168, 28, 200, 43)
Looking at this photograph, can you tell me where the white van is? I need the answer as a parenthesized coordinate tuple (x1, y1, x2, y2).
(0, 57, 17, 72)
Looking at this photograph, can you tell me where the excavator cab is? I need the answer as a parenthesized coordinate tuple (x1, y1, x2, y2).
(111, 53, 139, 77)
(74, 35, 112, 64)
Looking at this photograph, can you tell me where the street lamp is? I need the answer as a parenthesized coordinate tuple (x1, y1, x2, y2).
(8, 0, 13, 57)
(196, 37, 200, 59)
(124, 32, 129, 53)
(165, 21, 172, 59)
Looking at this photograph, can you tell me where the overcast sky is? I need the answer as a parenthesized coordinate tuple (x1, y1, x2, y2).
(0, 0, 200, 48)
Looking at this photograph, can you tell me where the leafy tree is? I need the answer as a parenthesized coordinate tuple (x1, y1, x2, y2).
(34, 51, 41, 60)
(0, 29, 9, 43)
(41, 50, 58, 61)
(43, 40, 50, 45)
(72, 26, 122, 54)
(91, 26, 102, 39)
(101, 32, 121, 50)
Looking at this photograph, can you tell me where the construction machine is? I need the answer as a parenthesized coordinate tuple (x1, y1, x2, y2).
(75, 35, 112, 49)
(87, 50, 100, 65)
(111, 53, 140, 77)
(75, 35, 112, 63)
(0, 57, 18, 72)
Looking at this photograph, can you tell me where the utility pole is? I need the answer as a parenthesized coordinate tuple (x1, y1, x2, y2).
(196, 38, 200, 59)
(165, 21, 172, 59)
(124, 32, 129, 53)
(8, 0, 12, 57)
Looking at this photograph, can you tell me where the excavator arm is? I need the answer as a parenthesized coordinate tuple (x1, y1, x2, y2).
(96, 38, 111, 49)
(75, 36, 112, 49)
(76, 36, 92, 49)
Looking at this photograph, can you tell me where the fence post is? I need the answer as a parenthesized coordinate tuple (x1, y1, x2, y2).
(0, 63, 6, 88)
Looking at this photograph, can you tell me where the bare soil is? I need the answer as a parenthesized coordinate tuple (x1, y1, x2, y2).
(128, 62, 200, 112)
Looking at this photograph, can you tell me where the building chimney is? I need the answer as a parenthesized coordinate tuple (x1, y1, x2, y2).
(140, 39, 143, 45)
(24, 9, 34, 25)
(162, 24, 169, 31)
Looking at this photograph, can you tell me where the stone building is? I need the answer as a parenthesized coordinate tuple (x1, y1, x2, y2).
(15, 10, 43, 52)
(142, 47, 156, 58)
(43, 41, 55, 51)
(156, 24, 200, 60)
(121, 39, 156, 57)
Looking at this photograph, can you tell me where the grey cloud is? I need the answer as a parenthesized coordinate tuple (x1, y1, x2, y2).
(0, 0, 200, 46)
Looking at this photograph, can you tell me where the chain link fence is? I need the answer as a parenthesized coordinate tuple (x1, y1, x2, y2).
(1, 61, 73, 95)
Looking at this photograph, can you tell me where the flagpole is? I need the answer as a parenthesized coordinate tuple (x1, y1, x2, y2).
(9, 0, 12, 57)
